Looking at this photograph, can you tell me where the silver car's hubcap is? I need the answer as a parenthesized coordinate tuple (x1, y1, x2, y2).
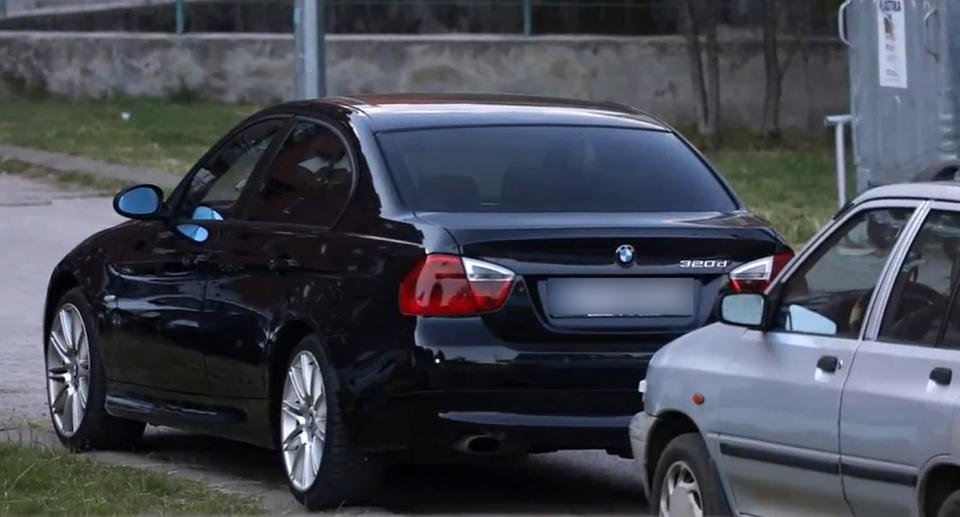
(660, 461, 704, 517)
(46, 304, 90, 437)
(281, 351, 327, 491)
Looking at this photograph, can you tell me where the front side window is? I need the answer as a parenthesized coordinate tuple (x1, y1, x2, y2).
(880, 211, 960, 346)
(377, 126, 737, 213)
(773, 208, 914, 338)
(246, 120, 353, 227)
(179, 119, 285, 218)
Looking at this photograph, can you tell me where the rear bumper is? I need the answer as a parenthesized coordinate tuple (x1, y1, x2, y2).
(352, 389, 642, 456)
(347, 317, 661, 456)
(409, 318, 661, 392)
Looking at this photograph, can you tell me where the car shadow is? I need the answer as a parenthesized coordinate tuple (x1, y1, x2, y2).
(134, 427, 648, 514)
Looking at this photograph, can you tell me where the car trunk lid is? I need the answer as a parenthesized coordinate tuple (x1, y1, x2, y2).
(414, 210, 786, 338)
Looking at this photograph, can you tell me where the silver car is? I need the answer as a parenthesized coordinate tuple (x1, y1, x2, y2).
(631, 183, 960, 517)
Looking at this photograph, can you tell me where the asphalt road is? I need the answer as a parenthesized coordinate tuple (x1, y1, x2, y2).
(0, 173, 647, 515)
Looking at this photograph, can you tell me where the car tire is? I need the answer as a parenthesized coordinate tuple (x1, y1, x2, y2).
(650, 433, 731, 516)
(46, 287, 145, 451)
(280, 335, 381, 510)
(938, 489, 960, 517)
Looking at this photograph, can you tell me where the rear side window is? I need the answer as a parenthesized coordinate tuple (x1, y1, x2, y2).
(377, 126, 736, 212)
(246, 120, 353, 227)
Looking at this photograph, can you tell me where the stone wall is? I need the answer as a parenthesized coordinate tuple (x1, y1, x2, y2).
(0, 31, 849, 129)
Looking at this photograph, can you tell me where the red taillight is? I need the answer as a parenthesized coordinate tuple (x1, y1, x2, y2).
(399, 255, 516, 316)
(728, 252, 794, 293)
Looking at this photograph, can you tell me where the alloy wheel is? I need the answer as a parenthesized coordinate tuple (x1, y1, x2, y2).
(46, 304, 90, 437)
(659, 460, 704, 517)
(280, 351, 327, 491)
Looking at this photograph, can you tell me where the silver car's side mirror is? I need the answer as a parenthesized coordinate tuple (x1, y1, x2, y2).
(720, 293, 766, 328)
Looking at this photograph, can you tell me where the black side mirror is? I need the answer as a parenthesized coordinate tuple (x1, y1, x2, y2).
(114, 184, 163, 220)
(719, 293, 767, 329)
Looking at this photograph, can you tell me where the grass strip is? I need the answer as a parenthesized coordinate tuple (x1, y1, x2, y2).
(0, 441, 262, 516)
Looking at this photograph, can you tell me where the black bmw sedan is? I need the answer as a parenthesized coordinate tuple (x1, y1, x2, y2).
(43, 94, 790, 509)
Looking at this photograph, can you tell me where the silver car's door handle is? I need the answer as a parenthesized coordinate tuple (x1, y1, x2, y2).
(931, 367, 952, 386)
(817, 355, 841, 373)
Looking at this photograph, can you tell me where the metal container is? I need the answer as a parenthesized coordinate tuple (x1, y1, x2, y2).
(842, 0, 960, 191)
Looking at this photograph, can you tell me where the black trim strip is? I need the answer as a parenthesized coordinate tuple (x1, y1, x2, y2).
(105, 394, 245, 425)
(842, 463, 917, 486)
(720, 443, 839, 475)
(720, 443, 917, 486)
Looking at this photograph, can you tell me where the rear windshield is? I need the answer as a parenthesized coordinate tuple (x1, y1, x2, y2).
(377, 125, 737, 213)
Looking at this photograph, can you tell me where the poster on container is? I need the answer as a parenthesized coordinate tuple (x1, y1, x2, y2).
(878, 0, 908, 88)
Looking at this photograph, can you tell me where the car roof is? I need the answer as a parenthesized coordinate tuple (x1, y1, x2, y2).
(285, 93, 670, 132)
(853, 182, 960, 204)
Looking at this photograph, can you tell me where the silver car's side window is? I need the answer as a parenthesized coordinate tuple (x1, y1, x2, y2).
(772, 208, 914, 338)
(880, 210, 960, 347)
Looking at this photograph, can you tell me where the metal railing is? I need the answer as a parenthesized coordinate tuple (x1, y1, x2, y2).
(825, 114, 854, 208)
(173, 0, 677, 35)
(2, 0, 845, 37)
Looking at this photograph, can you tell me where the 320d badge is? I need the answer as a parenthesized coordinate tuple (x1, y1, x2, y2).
(42, 94, 790, 509)
(679, 259, 729, 268)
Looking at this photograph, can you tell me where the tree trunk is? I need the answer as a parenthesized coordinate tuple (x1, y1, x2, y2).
(702, 0, 721, 149)
(761, 0, 782, 141)
(680, 0, 711, 146)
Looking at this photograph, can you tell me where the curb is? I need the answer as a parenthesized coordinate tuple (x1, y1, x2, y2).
(0, 144, 181, 190)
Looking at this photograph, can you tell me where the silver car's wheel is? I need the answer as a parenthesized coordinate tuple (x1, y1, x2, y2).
(281, 350, 327, 491)
(46, 303, 90, 437)
(659, 460, 704, 517)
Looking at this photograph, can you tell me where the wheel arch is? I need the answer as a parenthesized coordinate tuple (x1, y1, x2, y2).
(268, 319, 317, 386)
(919, 460, 960, 517)
(267, 319, 315, 445)
(645, 410, 702, 490)
(266, 317, 355, 446)
(44, 269, 81, 340)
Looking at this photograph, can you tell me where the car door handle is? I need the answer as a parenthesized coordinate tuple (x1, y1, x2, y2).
(817, 355, 841, 373)
(930, 367, 953, 386)
(268, 257, 298, 273)
(180, 254, 210, 267)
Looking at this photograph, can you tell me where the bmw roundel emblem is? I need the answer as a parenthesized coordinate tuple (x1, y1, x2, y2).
(616, 244, 635, 265)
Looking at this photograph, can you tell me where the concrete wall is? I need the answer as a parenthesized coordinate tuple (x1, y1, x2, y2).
(5, 0, 140, 16)
(0, 32, 849, 129)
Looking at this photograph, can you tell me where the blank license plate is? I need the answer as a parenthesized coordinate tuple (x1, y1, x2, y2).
(546, 278, 695, 318)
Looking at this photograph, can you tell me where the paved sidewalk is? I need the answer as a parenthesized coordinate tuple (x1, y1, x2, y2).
(0, 175, 121, 424)
(0, 173, 102, 205)
(0, 144, 181, 190)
